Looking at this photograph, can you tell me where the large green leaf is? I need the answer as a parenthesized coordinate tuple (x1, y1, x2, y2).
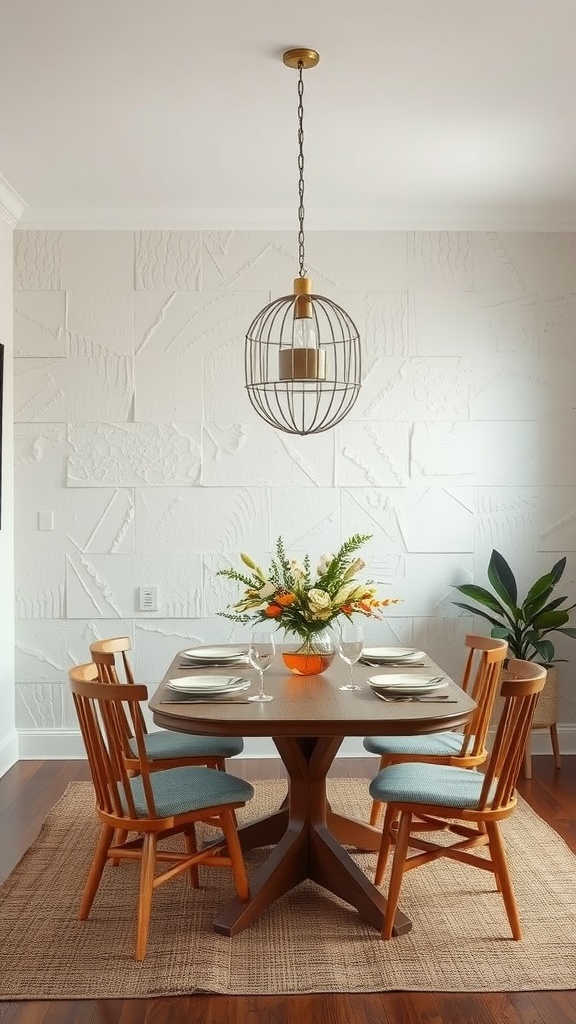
(530, 639, 555, 663)
(522, 589, 556, 622)
(550, 556, 567, 585)
(490, 625, 514, 640)
(532, 610, 570, 629)
(452, 602, 507, 629)
(524, 571, 557, 606)
(453, 584, 507, 616)
(487, 550, 518, 611)
(490, 625, 522, 657)
(524, 594, 567, 619)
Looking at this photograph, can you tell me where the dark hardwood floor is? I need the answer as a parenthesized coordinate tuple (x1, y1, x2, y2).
(1, 754, 575, 1023)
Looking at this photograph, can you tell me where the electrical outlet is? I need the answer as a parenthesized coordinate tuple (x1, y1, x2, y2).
(139, 586, 158, 612)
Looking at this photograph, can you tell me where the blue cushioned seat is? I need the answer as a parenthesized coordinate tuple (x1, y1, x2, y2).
(129, 730, 244, 761)
(363, 731, 472, 758)
(369, 761, 495, 810)
(127, 766, 255, 819)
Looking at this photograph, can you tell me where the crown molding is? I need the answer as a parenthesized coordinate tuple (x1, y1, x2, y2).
(17, 203, 576, 232)
(0, 172, 26, 228)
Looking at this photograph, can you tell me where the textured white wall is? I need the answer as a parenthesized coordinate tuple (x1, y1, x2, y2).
(12, 228, 576, 754)
(0, 216, 16, 773)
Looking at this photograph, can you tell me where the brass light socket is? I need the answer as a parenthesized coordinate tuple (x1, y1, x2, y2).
(279, 347, 326, 381)
(294, 277, 313, 320)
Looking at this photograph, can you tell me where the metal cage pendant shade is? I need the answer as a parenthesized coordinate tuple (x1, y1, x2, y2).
(244, 49, 361, 436)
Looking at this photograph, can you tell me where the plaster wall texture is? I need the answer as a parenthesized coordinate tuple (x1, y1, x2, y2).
(12, 228, 576, 748)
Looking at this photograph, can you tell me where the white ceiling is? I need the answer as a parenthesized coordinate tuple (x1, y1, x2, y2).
(2, 0, 576, 229)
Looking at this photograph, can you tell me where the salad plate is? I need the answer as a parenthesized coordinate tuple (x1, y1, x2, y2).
(368, 673, 448, 696)
(166, 675, 251, 695)
(181, 646, 248, 662)
(362, 647, 426, 662)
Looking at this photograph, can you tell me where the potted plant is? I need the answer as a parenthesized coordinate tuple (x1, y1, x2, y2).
(453, 549, 576, 663)
(453, 549, 576, 773)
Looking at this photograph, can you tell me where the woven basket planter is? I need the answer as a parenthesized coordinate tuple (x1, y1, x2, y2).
(493, 664, 557, 727)
(532, 664, 558, 728)
(491, 664, 559, 778)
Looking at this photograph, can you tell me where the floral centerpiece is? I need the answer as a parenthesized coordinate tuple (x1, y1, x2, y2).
(218, 534, 398, 674)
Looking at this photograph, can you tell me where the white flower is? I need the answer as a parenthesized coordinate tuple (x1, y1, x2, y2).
(240, 552, 266, 582)
(341, 557, 365, 581)
(332, 581, 362, 606)
(259, 581, 276, 600)
(308, 588, 331, 612)
(289, 559, 305, 581)
(317, 554, 334, 575)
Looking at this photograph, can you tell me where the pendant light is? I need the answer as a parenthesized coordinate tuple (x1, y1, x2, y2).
(245, 48, 361, 436)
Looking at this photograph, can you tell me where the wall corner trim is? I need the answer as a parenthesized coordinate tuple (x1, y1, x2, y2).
(0, 171, 26, 228)
(0, 729, 19, 778)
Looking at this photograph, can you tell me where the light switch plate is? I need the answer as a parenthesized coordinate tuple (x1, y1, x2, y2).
(139, 586, 158, 612)
(38, 510, 54, 531)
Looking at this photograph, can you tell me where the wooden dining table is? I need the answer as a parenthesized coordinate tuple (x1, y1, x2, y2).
(149, 648, 476, 938)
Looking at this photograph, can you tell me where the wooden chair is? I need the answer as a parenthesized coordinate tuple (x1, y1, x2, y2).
(371, 658, 546, 940)
(90, 636, 244, 772)
(365, 635, 508, 826)
(69, 663, 253, 960)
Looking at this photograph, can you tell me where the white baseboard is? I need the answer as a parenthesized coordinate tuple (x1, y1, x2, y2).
(0, 729, 19, 776)
(13, 724, 576, 764)
(15, 730, 281, 761)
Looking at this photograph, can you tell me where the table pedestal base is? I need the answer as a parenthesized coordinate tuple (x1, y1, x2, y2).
(212, 735, 411, 938)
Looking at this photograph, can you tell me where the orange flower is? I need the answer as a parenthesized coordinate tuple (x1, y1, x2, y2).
(340, 604, 353, 615)
(277, 593, 296, 607)
(264, 603, 283, 617)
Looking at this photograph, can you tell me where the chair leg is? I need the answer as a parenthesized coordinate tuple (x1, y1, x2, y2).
(111, 829, 129, 867)
(370, 797, 384, 827)
(135, 833, 157, 961)
(485, 820, 521, 940)
(369, 756, 387, 826)
(523, 731, 532, 779)
(219, 810, 249, 902)
(382, 810, 412, 940)
(550, 723, 561, 769)
(375, 804, 397, 886)
(80, 823, 115, 919)
(183, 826, 200, 888)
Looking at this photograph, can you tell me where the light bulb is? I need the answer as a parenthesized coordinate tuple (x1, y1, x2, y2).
(277, 278, 326, 381)
(292, 315, 317, 350)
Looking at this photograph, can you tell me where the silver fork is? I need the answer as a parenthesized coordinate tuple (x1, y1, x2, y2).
(374, 692, 456, 703)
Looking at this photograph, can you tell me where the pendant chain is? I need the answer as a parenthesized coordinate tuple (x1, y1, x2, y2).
(297, 63, 307, 278)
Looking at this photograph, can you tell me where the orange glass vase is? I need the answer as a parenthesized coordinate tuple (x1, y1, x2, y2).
(281, 629, 335, 676)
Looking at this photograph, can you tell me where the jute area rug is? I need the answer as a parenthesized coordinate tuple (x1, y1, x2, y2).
(1, 779, 575, 999)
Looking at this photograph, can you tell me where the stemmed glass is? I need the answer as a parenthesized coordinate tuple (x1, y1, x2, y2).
(337, 619, 364, 691)
(247, 630, 276, 703)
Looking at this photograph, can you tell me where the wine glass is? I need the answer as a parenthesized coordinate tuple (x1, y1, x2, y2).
(337, 619, 364, 691)
(247, 630, 276, 703)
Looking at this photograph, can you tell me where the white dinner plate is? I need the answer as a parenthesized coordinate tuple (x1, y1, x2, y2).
(166, 675, 251, 694)
(362, 647, 425, 661)
(368, 673, 449, 695)
(181, 646, 248, 662)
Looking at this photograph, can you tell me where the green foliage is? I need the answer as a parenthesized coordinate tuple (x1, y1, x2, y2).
(453, 549, 576, 663)
(216, 534, 396, 636)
